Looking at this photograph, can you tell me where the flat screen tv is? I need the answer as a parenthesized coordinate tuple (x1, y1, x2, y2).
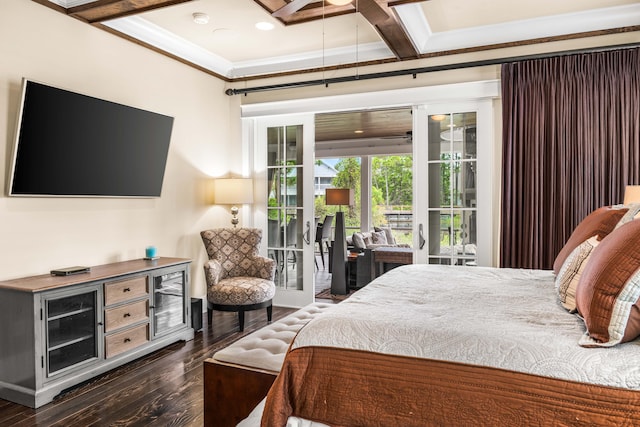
(8, 79, 174, 197)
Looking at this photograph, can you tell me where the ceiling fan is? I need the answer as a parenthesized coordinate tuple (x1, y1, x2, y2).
(269, 0, 419, 60)
(381, 130, 413, 144)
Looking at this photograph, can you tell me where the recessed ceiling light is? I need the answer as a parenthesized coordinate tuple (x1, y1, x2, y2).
(255, 22, 275, 31)
(192, 13, 210, 25)
(354, 130, 364, 134)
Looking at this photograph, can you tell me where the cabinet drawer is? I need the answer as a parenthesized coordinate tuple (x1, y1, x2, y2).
(104, 276, 148, 306)
(104, 299, 149, 333)
(105, 324, 149, 358)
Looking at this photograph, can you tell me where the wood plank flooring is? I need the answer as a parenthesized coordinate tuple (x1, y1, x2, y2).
(0, 307, 299, 427)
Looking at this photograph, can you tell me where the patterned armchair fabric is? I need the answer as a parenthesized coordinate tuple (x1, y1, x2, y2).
(200, 228, 276, 306)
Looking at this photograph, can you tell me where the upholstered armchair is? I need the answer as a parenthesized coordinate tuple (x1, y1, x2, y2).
(200, 228, 276, 332)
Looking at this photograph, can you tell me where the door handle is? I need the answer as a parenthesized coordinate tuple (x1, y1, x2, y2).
(419, 223, 426, 250)
(303, 221, 311, 245)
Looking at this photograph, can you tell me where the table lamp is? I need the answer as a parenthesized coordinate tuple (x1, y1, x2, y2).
(214, 178, 254, 227)
(326, 188, 354, 295)
(624, 185, 640, 204)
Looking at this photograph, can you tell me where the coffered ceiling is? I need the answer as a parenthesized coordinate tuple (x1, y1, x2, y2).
(37, 0, 640, 81)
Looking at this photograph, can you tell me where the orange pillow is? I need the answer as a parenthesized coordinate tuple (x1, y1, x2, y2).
(553, 206, 628, 275)
(575, 219, 640, 347)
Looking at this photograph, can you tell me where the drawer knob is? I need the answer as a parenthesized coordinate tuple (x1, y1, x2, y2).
(123, 287, 131, 292)
(123, 313, 131, 318)
(124, 338, 131, 343)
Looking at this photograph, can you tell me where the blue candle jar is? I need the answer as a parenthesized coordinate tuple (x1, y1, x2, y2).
(145, 246, 157, 258)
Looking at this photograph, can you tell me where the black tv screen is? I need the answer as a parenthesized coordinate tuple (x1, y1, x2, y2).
(9, 79, 174, 197)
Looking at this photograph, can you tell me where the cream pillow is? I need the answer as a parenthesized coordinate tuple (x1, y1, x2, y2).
(555, 236, 599, 312)
(374, 226, 396, 245)
(371, 230, 388, 245)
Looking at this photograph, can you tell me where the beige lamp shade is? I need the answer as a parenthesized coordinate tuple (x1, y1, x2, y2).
(624, 185, 640, 204)
(214, 178, 253, 227)
(325, 188, 354, 206)
(327, 0, 352, 5)
(214, 178, 254, 205)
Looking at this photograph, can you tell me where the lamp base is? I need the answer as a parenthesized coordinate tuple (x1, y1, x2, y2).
(330, 211, 348, 295)
(230, 206, 239, 228)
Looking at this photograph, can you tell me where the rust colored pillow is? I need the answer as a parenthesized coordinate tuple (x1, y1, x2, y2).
(553, 206, 628, 275)
(575, 219, 640, 347)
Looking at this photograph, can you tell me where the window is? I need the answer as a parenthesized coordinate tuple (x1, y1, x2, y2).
(314, 158, 361, 234)
(371, 155, 413, 245)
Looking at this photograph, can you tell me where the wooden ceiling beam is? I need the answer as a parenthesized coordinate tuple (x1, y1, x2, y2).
(68, 0, 194, 24)
(358, 0, 418, 59)
(253, 0, 420, 59)
(273, 3, 353, 25)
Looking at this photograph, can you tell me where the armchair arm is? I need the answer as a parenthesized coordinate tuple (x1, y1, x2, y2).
(253, 255, 276, 281)
(203, 259, 223, 289)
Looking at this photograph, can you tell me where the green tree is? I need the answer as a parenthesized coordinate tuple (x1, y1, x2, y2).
(332, 158, 360, 189)
(330, 158, 361, 229)
(370, 186, 386, 225)
(439, 153, 461, 206)
(371, 156, 413, 208)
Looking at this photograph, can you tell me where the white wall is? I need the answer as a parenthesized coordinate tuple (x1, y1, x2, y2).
(0, 0, 239, 299)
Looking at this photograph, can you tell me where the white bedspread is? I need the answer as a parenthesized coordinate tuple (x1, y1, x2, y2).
(292, 264, 640, 389)
(237, 399, 330, 427)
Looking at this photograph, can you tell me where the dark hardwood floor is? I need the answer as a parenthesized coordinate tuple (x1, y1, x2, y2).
(0, 307, 299, 427)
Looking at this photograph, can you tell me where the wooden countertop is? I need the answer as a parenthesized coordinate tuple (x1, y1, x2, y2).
(0, 257, 191, 293)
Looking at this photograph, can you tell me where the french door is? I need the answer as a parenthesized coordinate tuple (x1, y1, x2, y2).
(254, 114, 316, 307)
(413, 100, 495, 267)
(242, 80, 499, 274)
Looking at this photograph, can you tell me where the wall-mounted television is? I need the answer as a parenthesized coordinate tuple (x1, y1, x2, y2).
(8, 79, 174, 198)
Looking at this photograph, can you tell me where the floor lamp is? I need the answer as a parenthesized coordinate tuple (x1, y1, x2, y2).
(326, 188, 353, 295)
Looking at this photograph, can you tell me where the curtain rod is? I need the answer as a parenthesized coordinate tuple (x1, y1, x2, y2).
(225, 42, 640, 96)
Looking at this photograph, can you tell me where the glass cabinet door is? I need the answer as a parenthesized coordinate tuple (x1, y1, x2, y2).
(152, 270, 186, 337)
(45, 288, 99, 377)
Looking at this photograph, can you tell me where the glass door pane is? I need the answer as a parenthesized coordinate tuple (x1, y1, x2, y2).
(426, 112, 478, 266)
(152, 270, 185, 336)
(45, 289, 98, 376)
(257, 113, 315, 307)
(267, 125, 304, 291)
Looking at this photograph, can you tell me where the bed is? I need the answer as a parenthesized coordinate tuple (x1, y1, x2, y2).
(235, 206, 640, 426)
(239, 261, 640, 426)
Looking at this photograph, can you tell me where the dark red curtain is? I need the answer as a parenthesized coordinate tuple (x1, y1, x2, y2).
(500, 48, 640, 269)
